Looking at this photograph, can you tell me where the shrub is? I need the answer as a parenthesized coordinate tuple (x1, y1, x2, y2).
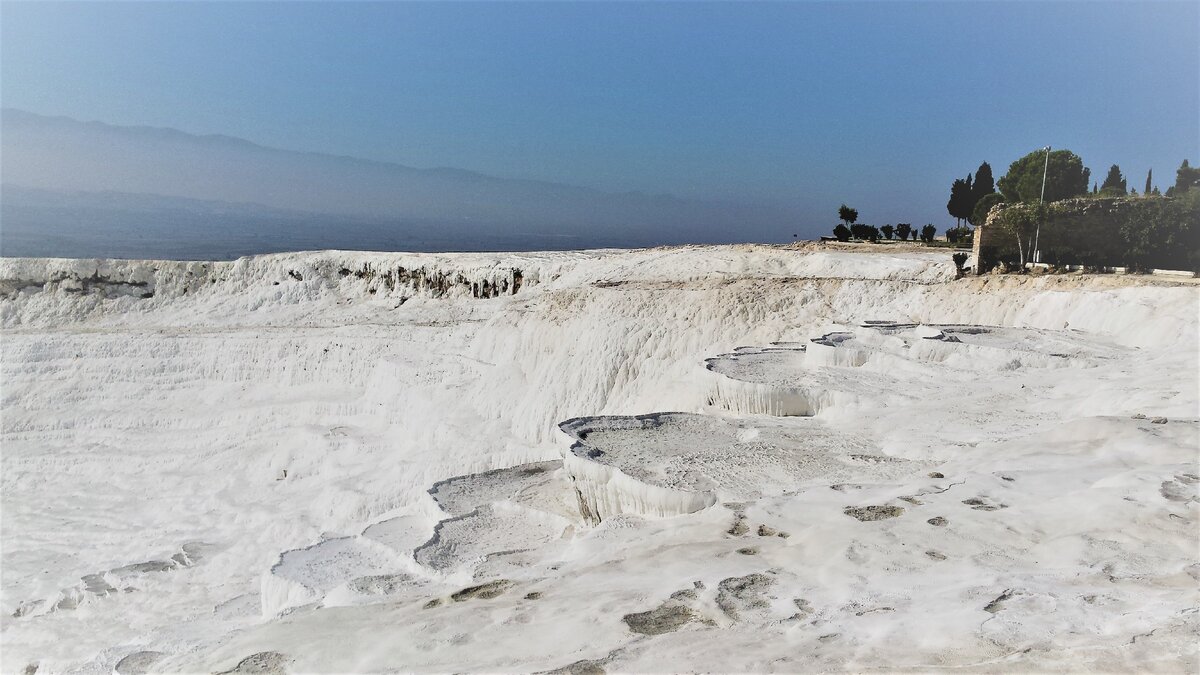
(952, 252, 969, 277)
(1119, 191, 1200, 272)
(850, 224, 880, 242)
(833, 224, 851, 241)
(946, 226, 973, 246)
(921, 224, 937, 243)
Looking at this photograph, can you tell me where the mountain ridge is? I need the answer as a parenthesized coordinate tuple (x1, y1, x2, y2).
(1, 109, 807, 257)
(0, 108, 703, 206)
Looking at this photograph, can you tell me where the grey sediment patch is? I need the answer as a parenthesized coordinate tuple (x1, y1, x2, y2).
(1160, 477, 1198, 502)
(728, 518, 749, 536)
(790, 597, 813, 621)
(843, 505, 905, 521)
(725, 502, 749, 535)
(927, 516, 949, 526)
(345, 574, 413, 596)
(846, 453, 903, 464)
(962, 497, 1006, 511)
(215, 651, 290, 675)
(114, 651, 166, 675)
(427, 460, 564, 517)
(716, 573, 775, 619)
(451, 579, 513, 602)
(670, 588, 698, 601)
(414, 504, 567, 572)
(984, 589, 1015, 614)
(622, 603, 703, 635)
(544, 659, 608, 675)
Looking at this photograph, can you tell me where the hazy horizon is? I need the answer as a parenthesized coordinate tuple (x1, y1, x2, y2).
(2, 108, 808, 258)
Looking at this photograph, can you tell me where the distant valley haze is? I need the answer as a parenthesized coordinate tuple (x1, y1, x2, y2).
(2, 109, 798, 258)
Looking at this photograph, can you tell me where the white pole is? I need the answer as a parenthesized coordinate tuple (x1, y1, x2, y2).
(1033, 145, 1050, 264)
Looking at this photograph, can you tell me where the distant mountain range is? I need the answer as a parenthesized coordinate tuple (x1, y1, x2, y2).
(1, 109, 803, 258)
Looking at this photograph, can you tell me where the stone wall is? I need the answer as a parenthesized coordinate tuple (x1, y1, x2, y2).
(972, 197, 1175, 274)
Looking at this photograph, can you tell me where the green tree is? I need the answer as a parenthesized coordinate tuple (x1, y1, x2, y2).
(838, 204, 859, 227)
(881, 224, 894, 240)
(969, 159, 998, 201)
(895, 223, 913, 241)
(974, 162, 993, 200)
(1100, 164, 1127, 196)
(991, 202, 1045, 266)
(1145, 168, 1152, 195)
(1167, 159, 1200, 196)
(997, 148, 1090, 203)
(947, 175, 974, 226)
(833, 224, 851, 241)
(970, 193, 1005, 227)
(921, 224, 937, 243)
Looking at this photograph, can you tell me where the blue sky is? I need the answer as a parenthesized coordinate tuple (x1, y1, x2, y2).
(2, 1, 1197, 229)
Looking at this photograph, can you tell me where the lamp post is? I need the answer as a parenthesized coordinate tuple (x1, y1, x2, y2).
(1032, 145, 1051, 264)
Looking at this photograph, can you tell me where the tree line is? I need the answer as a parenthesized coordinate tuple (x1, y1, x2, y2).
(827, 151, 1198, 265)
(833, 204, 937, 243)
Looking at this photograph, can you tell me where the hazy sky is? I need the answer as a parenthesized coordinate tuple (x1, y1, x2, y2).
(3, 1, 1198, 227)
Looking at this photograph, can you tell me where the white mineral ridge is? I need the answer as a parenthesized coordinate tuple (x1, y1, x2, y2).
(1, 245, 1197, 673)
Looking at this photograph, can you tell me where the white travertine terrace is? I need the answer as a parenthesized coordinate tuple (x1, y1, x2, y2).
(3, 246, 1196, 673)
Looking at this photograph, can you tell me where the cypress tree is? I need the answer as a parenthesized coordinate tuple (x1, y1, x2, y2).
(947, 174, 975, 226)
(972, 162, 996, 203)
(1145, 169, 1152, 195)
(1173, 159, 1200, 195)
(1100, 165, 1127, 194)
